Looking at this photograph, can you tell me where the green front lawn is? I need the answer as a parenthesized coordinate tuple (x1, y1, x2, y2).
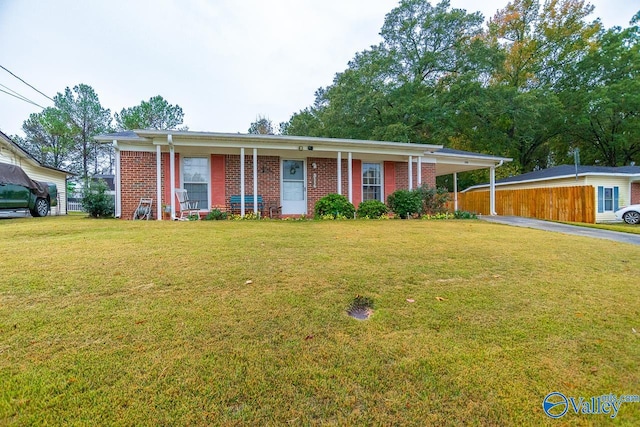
(1, 216, 638, 425)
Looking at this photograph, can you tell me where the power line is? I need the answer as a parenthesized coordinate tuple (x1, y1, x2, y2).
(0, 64, 55, 102)
(0, 82, 46, 108)
(0, 87, 46, 109)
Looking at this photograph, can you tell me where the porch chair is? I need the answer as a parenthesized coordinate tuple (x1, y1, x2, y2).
(175, 189, 200, 220)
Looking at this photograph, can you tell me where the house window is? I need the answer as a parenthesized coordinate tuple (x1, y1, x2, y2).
(597, 186, 619, 213)
(183, 157, 208, 209)
(362, 163, 382, 201)
(604, 187, 614, 211)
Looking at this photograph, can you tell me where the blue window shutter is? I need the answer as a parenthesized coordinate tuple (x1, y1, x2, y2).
(614, 187, 619, 211)
(597, 186, 604, 213)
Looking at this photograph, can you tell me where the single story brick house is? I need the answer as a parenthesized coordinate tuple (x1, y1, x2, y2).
(95, 130, 510, 220)
(463, 164, 640, 222)
(0, 130, 70, 215)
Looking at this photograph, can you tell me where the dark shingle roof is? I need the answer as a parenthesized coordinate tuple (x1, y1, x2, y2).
(497, 165, 640, 184)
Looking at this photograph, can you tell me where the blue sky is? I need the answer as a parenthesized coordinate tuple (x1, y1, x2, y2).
(0, 0, 637, 138)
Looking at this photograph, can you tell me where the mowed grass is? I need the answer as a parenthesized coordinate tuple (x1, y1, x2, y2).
(0, 216, 639, 426)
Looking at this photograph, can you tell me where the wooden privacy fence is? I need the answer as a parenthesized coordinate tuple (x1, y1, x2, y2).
(449, 186, 595, 223)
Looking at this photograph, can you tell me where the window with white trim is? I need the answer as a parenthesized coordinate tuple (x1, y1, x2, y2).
(604, 187, 614, 211)
(182, 157, 209, 209)
(362, 163, 382, 201)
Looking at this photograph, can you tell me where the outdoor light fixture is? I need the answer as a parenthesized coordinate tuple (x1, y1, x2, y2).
(298, 146, 303, 151)
(308, 146, 313, 151)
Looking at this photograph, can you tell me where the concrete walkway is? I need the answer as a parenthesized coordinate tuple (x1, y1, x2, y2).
(478, 215, 640, 246)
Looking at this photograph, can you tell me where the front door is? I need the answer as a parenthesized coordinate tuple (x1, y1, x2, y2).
(281, 159, 306, 214)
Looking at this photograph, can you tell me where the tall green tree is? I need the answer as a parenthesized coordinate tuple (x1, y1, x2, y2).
(558, 23, 640, 166)
(55, 84, 112, 181)
(18, 107, 75, 169)
(283, 0, 489, 143)
(248, 115, 275, 134)
(114, 95, 185, 130)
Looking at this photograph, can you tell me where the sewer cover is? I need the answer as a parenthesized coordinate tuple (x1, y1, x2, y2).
(347, 295, 374, 320)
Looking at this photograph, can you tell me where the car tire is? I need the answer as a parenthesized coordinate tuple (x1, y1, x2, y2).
(30, 197, 50, 217)
(623, 211, 640, 225)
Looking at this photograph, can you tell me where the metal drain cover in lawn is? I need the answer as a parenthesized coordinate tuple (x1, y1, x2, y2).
(347, 295, 374, 320)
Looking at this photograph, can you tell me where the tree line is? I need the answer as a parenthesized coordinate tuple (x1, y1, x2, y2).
(12, 87, 185, 182)
(280, 0, 640, 188)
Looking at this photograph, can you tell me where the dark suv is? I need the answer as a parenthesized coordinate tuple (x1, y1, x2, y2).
(0, 162, 57, 217)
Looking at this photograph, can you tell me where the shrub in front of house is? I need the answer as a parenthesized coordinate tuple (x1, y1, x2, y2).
(454, 210, 478, 219)
(315, 193, 355, 219)
(386, 189, 422, 219)
(357, 200, 388, 219)
(204, 209, 228, 220)
(82, 180, 114, 218)
(414, 183, 451, 214)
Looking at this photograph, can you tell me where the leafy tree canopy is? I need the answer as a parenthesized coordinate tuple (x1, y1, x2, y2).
(115, 95, 185, 130)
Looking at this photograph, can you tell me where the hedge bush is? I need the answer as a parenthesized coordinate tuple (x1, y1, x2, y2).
(386, 189, 422, 219)
(357, 200, 388, 219)
(314, 193, 355, 219)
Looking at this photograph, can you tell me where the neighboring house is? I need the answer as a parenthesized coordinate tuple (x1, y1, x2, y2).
(0, 130, 70, 215)
(463, 165, 640, 222)
(94, 130, 510, 220)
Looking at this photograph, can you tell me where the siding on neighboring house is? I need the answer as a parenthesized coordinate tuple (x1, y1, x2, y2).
(583, 176, 630, 222)
(0, 142, 68, 215)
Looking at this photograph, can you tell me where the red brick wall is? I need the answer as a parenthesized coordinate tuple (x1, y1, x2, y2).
(632, 183, 640, 205)
(120, 151, 439, 218)
(225, 155, 280, 210)
(121, 151, 157, 220)
(308, 157, 343, 214)
(394, 161, 435, 191)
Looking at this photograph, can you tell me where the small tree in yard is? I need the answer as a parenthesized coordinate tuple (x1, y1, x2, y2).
(82, 179, 114, 218)
(414, 184, 450, 214)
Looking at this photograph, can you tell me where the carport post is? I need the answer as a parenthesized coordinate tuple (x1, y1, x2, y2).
(490, 165, 496, 215)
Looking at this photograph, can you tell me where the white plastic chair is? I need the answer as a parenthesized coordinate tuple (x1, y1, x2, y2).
(175, 189, 199, 220)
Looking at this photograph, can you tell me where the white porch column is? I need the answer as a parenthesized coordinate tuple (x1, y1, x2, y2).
(454, 172, 458, 212)
(490, 166, 496, 215)
(348, 152, 353, 203)
(240, 147, 245, 216)
(113, 140, 121, 218)
(253, 148, 258, 215)
(337, 152, 342, 195)
(169, 135, 176, 219)
(408, 155, 413, 190)
(156, 144, 162, 220)
(417, 156, 422, 187)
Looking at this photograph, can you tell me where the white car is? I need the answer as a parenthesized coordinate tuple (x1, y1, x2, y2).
(615, 205, 640, 224)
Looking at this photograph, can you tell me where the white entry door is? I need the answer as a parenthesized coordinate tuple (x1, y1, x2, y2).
(281, 159, 306, 214)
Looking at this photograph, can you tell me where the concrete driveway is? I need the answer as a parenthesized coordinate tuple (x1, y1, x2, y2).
(478, 215, 640, 246)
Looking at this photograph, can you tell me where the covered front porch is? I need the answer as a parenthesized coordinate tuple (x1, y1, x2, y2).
(97, 131, 510, 220)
